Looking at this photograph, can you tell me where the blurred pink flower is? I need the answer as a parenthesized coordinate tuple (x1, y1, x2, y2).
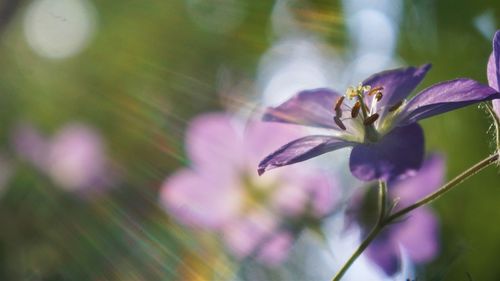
(12, 122, 114, 195)
(160, 113, 339, 265)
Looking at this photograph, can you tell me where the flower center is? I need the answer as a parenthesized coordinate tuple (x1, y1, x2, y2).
(240, 174, 275, 213)
(332, 83, 404, 143)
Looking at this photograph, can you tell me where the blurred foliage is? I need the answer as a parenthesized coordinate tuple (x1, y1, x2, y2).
(399, 1, 500, 280)
(0, 0, 277, 279)
(0, 0, 499, 280)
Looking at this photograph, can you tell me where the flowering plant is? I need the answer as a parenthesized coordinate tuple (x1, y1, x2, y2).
(259, 65, 499, 181)
(256, 31, 500, 280)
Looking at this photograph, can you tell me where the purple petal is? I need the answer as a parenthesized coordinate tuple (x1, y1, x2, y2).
(488, 31, 500, 117)
(393, 208, 439, 263)
(349, 124, 424, 181)
(487, 30, 500, 91)
(258, 135, 354, 175)
(390, 154, 445, 208)
(262, 88, 342, 129)
(363, 64, 431, 115)
(398, 79, 500, 125)
(367, 208, 439, 275)
(493, 93, 500, 119)
(186, 113, 245, 173)
(366, 231, 401, 276)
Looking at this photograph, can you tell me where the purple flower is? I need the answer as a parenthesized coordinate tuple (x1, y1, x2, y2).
(258, 66, 499, 181)
(12, 122, 114, 195)
(160, 113, 339, 265)
(348, 154, 444, 275)
(487, 30, 500, 118)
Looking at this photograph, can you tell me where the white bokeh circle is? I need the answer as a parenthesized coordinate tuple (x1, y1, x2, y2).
(23, 0, 97, 59)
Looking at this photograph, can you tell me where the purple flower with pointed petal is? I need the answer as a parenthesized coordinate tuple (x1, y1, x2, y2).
(160, 113, 340, 265)
(487, 30, 500, 121)
(259, 66, 500, 181)
(348, 154, 444, 275)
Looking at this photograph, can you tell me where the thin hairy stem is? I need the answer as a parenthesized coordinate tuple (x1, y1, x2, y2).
(387, 152, 498, 222)
(377, 180, 388, 224)
(486, 103, 500, 152)
(332, 181, 388, 281)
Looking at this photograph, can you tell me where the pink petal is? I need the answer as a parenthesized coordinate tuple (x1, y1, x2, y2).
(160, 169, 243, 230)
(244, 120, 305, 166)
(305, 174, 339, 217)
(256, 232, 294, 266)
(186, 113, 245, 173)
(222, 210, 278, 259)
(47, 124, 107, 191)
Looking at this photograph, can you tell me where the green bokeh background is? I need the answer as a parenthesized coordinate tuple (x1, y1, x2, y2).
(0, 0, 499, 280)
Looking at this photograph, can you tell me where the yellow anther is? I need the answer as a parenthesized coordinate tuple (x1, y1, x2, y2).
(361, 85, 371, 93)
(346, 87, 357, 99)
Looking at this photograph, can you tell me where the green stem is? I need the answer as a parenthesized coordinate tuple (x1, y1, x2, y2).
(387, 152, 498, 222)
(332, 152, 498, 281)
(377, 180, 388, 224)
(331, 224, 382, 281)
(332, 181, 388, 281)
(357, 93, 369, 120)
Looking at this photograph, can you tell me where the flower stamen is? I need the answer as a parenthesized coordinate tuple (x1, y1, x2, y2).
(363, 113, 380, 126)
(334, 96, 345, 118)
(334, 116, 347, 130)
(388, 100, 403, 112)
(346, 87, 357, 99)
(351, 101, 361, 118)
(368, 86, 384, 96)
